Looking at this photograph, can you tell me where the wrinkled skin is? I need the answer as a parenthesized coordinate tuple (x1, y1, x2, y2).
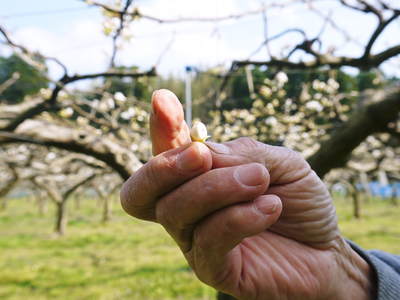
(121, 89, 374, 300)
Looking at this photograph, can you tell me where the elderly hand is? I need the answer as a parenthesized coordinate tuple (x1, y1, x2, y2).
(121, 89, 375, 300)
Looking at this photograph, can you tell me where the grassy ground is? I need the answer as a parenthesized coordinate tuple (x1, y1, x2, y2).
(0, 196, 399, 300)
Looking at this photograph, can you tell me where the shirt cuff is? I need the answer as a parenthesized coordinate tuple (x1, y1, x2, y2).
(347, 240, 400, 300)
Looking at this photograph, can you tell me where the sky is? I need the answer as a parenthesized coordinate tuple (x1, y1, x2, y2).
(0, 0, 399, 81)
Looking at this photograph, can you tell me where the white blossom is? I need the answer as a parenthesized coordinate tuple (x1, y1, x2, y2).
(275, 71, 288, 87)
(91, 99, 100, 109)
(121, 107, 136, 120)
(260, 86, 272, 98)
(59, 107, 74, 118)
(305, 100, 323, 112)
(45, 152, 56, 161)
(77, 116, 89, 126)
(265, 116, 278, 126)
(327, 78, 340, 90)
(114, 92, 127, 103)
(39, 88, 52, 99)
(106, 98, 115, 110)
(312, 80, 326, 91)
(191, 121, 209, 142)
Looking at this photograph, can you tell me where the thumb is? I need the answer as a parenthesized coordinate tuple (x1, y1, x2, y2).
(150, 89, 191, 155)
(206, 138, 311, 185)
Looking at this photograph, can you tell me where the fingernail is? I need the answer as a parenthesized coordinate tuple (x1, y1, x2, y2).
(151, 90, 159, 98)
(177, 143, 204, 172)
(255, 197, 278, 215)
(206, 142, 231, 154)
(234, 163, 267, 187)
(151, 90, 159, 115)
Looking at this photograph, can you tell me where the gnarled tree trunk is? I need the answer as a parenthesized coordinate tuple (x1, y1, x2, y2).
(55, 201, 67, 235)
(102, 197, 112, 223)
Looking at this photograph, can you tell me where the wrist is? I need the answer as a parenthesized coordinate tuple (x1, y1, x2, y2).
(332, 238, 376, 300)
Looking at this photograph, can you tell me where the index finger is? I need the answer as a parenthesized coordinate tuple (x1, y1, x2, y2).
(121, 142, 212, 221)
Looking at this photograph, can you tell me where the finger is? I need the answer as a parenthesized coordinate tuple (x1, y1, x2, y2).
(120, 142, 212, 221)
(155, 163, 270, 251)
(206, 137, 311, 184)
(190, 194, 282, 273)
(150, 89, 191, 155)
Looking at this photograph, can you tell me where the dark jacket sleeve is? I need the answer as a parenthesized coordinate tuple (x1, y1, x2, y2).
(348, 241, 400, 300)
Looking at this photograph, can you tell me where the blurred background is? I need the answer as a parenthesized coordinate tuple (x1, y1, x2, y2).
(0, 0, 399, 299)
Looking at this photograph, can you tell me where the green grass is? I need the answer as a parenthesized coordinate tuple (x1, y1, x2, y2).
(334, 197, 400, 253)
(0, 196, 399, 299)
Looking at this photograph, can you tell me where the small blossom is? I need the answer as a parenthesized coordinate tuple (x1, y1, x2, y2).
(327, 78, 339, 90)
(114, 92, 127, 103)
(59, 107, 74, 118)
(275, 71, 288, 87)
(305, 100, 323, 112)
(264, 116, 278, 126)
(190, 121, 209, 142)
(121, 108, 136, 120)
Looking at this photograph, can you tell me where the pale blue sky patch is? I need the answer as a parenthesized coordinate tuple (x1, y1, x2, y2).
(0, 0, 399, 80)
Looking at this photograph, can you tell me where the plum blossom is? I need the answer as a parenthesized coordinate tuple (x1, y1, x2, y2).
(305, 100, 323, 112)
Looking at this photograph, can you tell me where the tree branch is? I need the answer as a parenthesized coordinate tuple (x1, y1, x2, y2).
(64, 173, 96, 199)
(363, 10, 400, 59)
(0, 120, 143, 180)
(308, 87, 400, 177)
(84, 0, 290, 24)
(109, 0, 134, 68)
(1, 68, 156, 132)
(234, 43, 400, 70)
(0, 25, 68, 75)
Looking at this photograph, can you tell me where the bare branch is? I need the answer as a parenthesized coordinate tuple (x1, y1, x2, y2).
(0, 120, 144, 180)
(1, 67, 156, 132)
(0, 24, 68, 75)
(340, 0, 383, 20)
(64, 173, 96, 199)
(363, 10, 400, 59)
(0, 72, 20, 95)
(109, 0, 134, 68)
(248, 28, 307, 59)
(84, 0, 293, 24)
(234, 43, 400, 70)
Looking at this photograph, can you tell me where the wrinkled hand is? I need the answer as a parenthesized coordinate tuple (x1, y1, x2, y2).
(121, 90, 374, 300)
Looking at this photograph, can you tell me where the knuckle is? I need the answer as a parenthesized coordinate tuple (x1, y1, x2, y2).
(155, 201, 170, 226)
(148, 154, 175, 183)
(155, 199, 183, 229)
(120, 176, 138, 213)
(193, 225, 211, 251)
(224, 208, 244, 233)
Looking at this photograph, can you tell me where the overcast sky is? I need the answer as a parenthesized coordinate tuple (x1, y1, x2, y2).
(0, 0, 399, 80)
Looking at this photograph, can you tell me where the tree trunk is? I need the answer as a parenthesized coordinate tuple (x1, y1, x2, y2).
(0, 198, 8, 211)
(37, 196, 47, 216)
(351, 189, 361, 219)
(102, 197, 112, 223)
(74, 196, 81, 210)
(217, 292, 237, 300)
(390, 184, 398, 206)
(55, 201, 67, 235)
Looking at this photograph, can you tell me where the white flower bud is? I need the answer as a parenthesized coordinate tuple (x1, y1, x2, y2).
(275, 71, 288, 87)
(305, 100, 323, 112)
(190, 121, 209, 142)
(114, 92, 127, 103)
(59, 107, 73, 118)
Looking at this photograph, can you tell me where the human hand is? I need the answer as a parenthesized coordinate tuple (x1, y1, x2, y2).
(121, 89, 375, 300)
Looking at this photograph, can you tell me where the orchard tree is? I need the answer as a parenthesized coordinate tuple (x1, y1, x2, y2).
(91, 173, 122, 223)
